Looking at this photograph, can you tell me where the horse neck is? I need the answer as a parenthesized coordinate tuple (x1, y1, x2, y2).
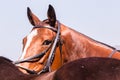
(60, 24, 120, 62)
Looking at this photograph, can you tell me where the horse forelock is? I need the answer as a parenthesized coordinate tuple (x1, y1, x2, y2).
(43, 19, 49, 23)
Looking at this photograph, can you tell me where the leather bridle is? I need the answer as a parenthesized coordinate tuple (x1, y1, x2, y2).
(13, 20, 62, 74)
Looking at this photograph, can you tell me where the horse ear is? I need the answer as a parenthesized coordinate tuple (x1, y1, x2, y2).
(47, 5, 56, 27)
(27, 7, 41, 26)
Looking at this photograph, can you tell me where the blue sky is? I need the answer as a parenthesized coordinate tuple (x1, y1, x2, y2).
(0, 0, 120, 60)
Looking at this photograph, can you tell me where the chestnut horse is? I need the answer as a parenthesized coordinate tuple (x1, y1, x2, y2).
(18, 5, 120, 74)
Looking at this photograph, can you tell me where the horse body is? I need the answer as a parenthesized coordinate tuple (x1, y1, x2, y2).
(2, 55, 120, 80)
(18, 5, 120, 73)
(0, 56, 37, 80)
(54, 57, 120, 80)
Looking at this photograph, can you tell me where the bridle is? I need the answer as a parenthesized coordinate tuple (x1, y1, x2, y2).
(13, 20, 62, 74)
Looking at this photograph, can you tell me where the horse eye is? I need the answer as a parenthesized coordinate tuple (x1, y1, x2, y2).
(42, 40, 52, 45)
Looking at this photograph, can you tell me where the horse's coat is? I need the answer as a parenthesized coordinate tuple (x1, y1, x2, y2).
(2, 56, 120, 80)
(54, 57, 120, 80)
(0, 56, 37, 80)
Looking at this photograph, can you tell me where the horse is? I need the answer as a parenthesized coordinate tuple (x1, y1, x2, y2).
(0, 56, 37, 80)
(3, 56, 120, 80)
(31, 57, 120, 80)
(17, 4, 120, 74)
(0, 56, 57, 80)
(53, 57, 120, 80)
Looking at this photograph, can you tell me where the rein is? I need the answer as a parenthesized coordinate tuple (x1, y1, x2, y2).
(13, 20, 62, 74)
(13, 44, 52, 64)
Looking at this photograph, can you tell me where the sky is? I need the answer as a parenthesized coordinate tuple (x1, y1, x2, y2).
(0, 0, 120, 61)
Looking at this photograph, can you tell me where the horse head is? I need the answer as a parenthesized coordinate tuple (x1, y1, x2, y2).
(19, 5, 63, 73)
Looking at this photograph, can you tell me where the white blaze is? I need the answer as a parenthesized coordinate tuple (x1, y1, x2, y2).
(20, 29, 38, 59)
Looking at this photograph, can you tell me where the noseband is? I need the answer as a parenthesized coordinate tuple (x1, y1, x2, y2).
(13, 20, 62, 74)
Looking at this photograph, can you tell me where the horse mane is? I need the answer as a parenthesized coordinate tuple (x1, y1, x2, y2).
(68, 27, 117, 50)
(81, 32, 116, 49)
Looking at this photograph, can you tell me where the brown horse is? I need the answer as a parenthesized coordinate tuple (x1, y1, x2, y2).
(0, 56, 37, 80)
(4, 56, 120, 80)
(18, 5, 120, 73)
(31, 57, 120, 80)
(0, 56, 57, 80)
(53, 57, 120, 80)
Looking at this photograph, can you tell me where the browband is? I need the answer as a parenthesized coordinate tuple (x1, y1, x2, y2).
(34, 25, 57, 33)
